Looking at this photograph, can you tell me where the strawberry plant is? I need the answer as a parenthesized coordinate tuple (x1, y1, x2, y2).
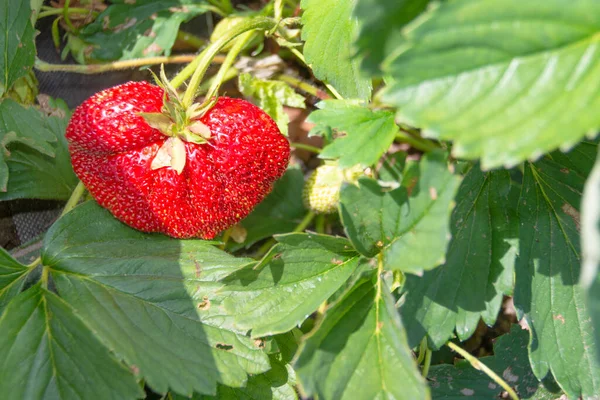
(1, 0, 600, 399)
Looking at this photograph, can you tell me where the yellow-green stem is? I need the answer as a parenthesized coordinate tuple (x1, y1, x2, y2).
(220, 228, 232, 250)
(63, 0, 76, 31)
(447, 341, 520, 400)
(290, 142, 321, 154)
(176, 31, 207, 49)
(61, 181, 87, 217)
(38, 7, 98, 19)
(177, 16, 277, 107)
(204, 31, 255, 101)
(422, 348, 432, 377)
(41, 265, 50, 289)
(35, 55, 201, 74)
(416, 337, 427, 364)
(395, 130, 438, 153)
(255, 210, 316, 257)
(274, 0, 284, 21)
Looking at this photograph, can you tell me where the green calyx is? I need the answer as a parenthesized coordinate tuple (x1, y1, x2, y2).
(139, 66, 217, 145)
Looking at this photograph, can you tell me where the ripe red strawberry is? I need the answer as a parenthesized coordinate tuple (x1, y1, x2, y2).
(66, 81, 290, 239)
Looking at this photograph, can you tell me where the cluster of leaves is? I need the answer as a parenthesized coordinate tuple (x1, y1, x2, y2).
(2, 0, 600, 399)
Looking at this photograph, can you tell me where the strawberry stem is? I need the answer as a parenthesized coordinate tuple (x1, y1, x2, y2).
(34, 54, 210, 74)
(61, 181, 87, 217)
(204, 30, 255, 101)
(175, 16, 277, 107)
(446, 341, 519, 400)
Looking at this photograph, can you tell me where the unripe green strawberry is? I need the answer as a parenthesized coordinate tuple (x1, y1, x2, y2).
(303, 163, 364, 214)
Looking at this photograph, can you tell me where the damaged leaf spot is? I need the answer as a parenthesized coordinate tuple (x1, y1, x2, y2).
(502, 367, 519, 383)
(561, 203, 580, 230)
(331, 258, 344, 265)
(459, 388, 474, 396)
(197, 296, 210, 310)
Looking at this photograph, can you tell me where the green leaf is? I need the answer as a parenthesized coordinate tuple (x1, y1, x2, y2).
(381, 0, 600, 169)
(189, 357, 298, 400)
(514, 145, 600, 398)
(340, 151, 461, 274)
(0, 247, 29, 314)
(429, 326, 557, 399)
(0, 99, 57, 192)
(238, 73, 305, 136)
(300, 0, 372, 100)
(229, 168, 308, 251)
(295, 273, 429, 400)
(0, 103, 78, 200)
(42, 201, 270, 396)
(79, 0, 210, 61)
(354, 0, 429, 75)
(0, 0, 36, 96)
(308, 100, 398, 168)
(399, 166, 518, 348)
(582, 147, 600, 365)
(0, 285, 143, 400)
(216, 233, 361, 338)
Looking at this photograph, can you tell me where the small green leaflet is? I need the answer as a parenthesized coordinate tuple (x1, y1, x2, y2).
(42, 201, 270, 396)
(214, 233, 360, 338)
(238, 73, 305, 136)
(300, 0, 372, 100)
(295, 273, 429, 400)
(354, 0, 429, 74)
(340, 151, 461, 274)
(308, 100, 398, 168)
(0, 0, 36, 96)
(400, 167, 518, 348)
(0, 285, 143, 400)
(0, 247, 29, 314)
(381, 0, 600, 169)
(79, 0, 210, 61)
(0, 99, 57, 193)
(581, 146, 600, 364)
(229, 168, 307, 251)
(0, 99, 78, 200)
(514, 144, 600, 398)
(429, 326, 559, 399)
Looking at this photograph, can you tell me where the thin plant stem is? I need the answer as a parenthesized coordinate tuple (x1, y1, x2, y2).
(61, 181, 87, 217)
(41, 265, 50, 289)
(289, 48, 343, 100)
(422, 348, 432, 377)
(178, 16, 277, 106)
(204, 31, 255, 101)
(276, 74, 329, 100)
(395, 131, 438, 153)
(315, 214, 325, 234)
(35, 55, 204, 74)
(176, 31, 207, 49)
(416, 337, 427, 364)
(290, 142, 321, 154)
(27, 257, 42, 270)
(220, 228, 232, 250)
(38, 7, 98, 19)
(293, 210, 316, 233)
(274, 0, 284, 20)
(447, 341, 520, 400)
(63, 0, 76, 31)
(254, 210, 316, 257)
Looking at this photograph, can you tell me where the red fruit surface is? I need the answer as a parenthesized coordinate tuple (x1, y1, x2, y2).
(66, 81, 290, 239)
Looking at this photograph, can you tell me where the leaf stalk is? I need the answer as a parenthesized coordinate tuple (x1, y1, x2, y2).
(446, 341, 520, 400)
